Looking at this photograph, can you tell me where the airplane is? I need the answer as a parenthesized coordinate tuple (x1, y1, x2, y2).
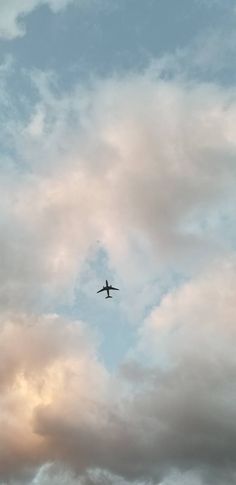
(97, 280, 119, 299)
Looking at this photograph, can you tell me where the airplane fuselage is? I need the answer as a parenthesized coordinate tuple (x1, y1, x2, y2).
(104, 280, 112, 298)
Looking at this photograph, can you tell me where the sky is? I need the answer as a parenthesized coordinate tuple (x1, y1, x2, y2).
(1, 0, 236, 484)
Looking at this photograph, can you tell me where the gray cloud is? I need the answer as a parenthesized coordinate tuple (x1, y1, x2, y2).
(1, 259, 232, 485)
(0, 61, 236, 483)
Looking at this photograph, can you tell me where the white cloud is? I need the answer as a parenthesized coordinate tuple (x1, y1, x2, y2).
(27, 464, 148, 485)
(0, 0, 81, 40)
(0, 70, 235, 310)
(0, 64, 236, 483)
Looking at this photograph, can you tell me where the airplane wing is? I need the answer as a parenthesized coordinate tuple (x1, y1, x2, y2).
(97, 288, 106, 293)
(110, 286, 119, 290)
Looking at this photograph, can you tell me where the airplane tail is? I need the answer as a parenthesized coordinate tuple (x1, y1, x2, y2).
(105, 296, 112, 299)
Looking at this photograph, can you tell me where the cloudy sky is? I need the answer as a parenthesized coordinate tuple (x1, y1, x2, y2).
(1, 1, 236, 484)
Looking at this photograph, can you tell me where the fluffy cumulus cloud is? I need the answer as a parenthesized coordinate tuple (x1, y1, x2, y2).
(34, 259, 236, 484)
(0, 59, 236, 482)
(0, 0, 83, 39)
(0, 312, 108, 482)
(1, 260, 236, 484)
(0, 70, 236, 309)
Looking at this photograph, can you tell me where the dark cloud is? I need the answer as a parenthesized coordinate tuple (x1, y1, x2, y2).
(2, 261, 230, 485)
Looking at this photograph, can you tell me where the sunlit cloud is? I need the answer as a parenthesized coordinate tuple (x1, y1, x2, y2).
(1, 260, 236, 483)
(0, 3, 236, 481)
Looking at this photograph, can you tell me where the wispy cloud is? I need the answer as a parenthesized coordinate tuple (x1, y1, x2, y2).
(0, 0, 87, 40)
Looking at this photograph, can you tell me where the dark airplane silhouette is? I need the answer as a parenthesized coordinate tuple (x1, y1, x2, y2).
(97, 280, 119, 299)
